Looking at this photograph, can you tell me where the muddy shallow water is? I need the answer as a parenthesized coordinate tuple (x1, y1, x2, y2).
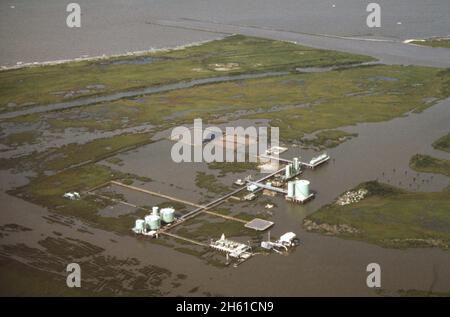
(285, 97, 450, 216)
(74, 98, 450, 294)
(1, 187, 449, 296)
(1, 98, 449, 296)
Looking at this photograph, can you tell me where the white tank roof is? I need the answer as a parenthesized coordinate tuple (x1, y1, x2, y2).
(279, 232, 296, 242)
(145, 214, 160, 221)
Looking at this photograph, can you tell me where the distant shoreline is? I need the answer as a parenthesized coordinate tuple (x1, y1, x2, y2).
(0, 37, 226, 72)
(403, 37, 450, 45)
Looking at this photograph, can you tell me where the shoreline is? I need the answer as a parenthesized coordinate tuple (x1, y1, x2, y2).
(403, 36, 450, 43)
(0, 36, 227, 72)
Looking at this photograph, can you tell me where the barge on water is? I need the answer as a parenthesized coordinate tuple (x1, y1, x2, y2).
(302, 153, 330, 169)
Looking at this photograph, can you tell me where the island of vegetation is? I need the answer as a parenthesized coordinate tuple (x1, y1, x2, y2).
(304, 181, 450, 249)
(408, 37, 450, 49)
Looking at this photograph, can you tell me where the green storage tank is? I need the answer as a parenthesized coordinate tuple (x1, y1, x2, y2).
(287, 181, 295, 198)
(145, 215, 161, 230)
(295, 180, 310, 199)
(161, 207, 175, 223)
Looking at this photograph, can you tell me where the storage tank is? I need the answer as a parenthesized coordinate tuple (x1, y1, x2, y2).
(293, 157, 299, 171)
(295, 180, 310, 199)
(287, 181, 295, 198)
(160, 207, 175, 223)
(285, 164, 291, 178)
(135, 219, 145, 232)
(145, 215, 161, 230)
(152, 206, 159, 216)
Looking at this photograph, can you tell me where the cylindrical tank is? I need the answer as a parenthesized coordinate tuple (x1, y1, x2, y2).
(152, 206, 159, 216)
(145, 215, 161, 230)
(135, 219, 145, 232)
(287, 181, 295, 197)
(295, 180, 310, 199)
(160, 207, 175, 223)
(144, 215, 152, 228)
(285, 165, 291, 178)
(293, 157, 299, 171)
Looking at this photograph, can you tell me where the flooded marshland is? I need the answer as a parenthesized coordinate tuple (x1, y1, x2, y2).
(1, 21, 449, 295)
(23, 97, 445, 295)
(1, 93, 449, 295)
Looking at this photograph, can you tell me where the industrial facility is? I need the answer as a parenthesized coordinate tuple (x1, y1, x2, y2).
(132, 206, 176, 236)
(285, 179, 314, 203)
(85, 150, 330, 264)
(210, 234, 252, 260)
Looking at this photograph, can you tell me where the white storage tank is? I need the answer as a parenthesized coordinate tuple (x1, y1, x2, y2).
(295, 180, 310, 199)
(144, 215, 152, 227)
(161, 207, 175, 223)
(152, 206, 159, 216)
(287, 181, 295, 198)
(134, 219, 145, 233)
(285, 164, 291, 178)
(145, 214, 161, 230)
(293, 157, 299, 171)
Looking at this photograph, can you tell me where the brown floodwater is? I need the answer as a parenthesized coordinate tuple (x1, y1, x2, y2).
(89, 98, 450, 295)
(1, 96, 449, 296)
(1, 187, 449, 296)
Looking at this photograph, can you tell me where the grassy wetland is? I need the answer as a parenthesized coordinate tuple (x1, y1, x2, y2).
(410, 154, 450, 177)
(409, 133, 450, 177)
(304, 129, 450, 250)
(1, 34, 450, 258)
(0, 35, 373, 113)
(304, 181, 450, 249)
(409, 38, 450, 49)
(433, 133, 450, 153)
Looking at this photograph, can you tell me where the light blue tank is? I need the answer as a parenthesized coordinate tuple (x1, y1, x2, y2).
(285, 165, 291, 178)
(295, 180, 310, 199)
(161, 208, 175, 223)
(287, 181, 295, 197)
(145, 215, 161, 230)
